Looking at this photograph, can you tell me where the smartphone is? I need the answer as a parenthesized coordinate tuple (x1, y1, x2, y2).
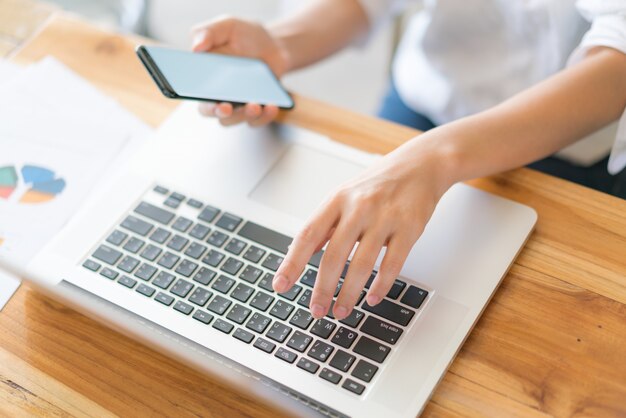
(136, 45, 294, 109)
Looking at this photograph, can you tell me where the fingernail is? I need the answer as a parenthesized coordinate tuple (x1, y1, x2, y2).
(366, 295, 381, 306)
(273, 274, 288, 292)
(311, 304, 325, 318)
(335, 306, 348, 319)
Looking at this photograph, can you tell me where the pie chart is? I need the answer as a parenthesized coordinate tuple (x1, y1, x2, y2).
(0, 165, 66, 204)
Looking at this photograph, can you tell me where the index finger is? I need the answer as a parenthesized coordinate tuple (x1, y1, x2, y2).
(191, 16, 235, 52)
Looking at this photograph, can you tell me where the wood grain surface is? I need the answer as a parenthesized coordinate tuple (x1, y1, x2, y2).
(1, 11, 625, 418)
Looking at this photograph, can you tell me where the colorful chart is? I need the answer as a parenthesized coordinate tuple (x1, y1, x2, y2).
(0, 164, 66, 204)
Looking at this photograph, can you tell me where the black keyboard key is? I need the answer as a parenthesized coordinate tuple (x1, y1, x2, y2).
(167, 234, 189, 252)
(250, 291, 274, 312)
(353, 336, 390, 363)
(193, 267, 216, 285)
(279, 284, 302, 301)
(364, 273, 377, 289)
(118, 255, 140, 273)
(308, 250, 324, 268)
(140, 244, 162, 261)
(363, 299, 414, 326)
(237, 221, 292, 255)
(188, 288, 212, 307)
(100, 267, 118, 280)
(92, 245, 122, 266)
(275, 347, 297, 364)
(153, 271, 176, 289)
(153, 185, 168, 194)
(266, 322, 292, 343)
(123, 237, 144, 253)
(360, 316, 402, 345)
(106, 230, 128, 246)
(339, 308, 365, 328)
(351, 360, 378, 383)
(310, 319, 336, 340)
(212, 318, 234, 334)
(211, 275, 236, 294)
(189, 223, 210, 240)
(198, 205, 220, 224)
(297, 289, 313, 308)
(289, 309, 314, 330)
(261, 253, 283, 271)
(386, 280, 406, 299)
(356, 290, 366, 306)
(82, 259, 101, 272)
(174, 300, 194, 315)
(172, 216, 193, 232)
(226, 304, 252, 324)
(400, 285, 428, 309)
(149, 227, 171, 244)
(155, 292, 174, 306)
(136, 283, 155, 297)
(221, 257, 243, 275)
(297, 358, 320, 374)
(164, 197, 181, 209)
(300, 269, 317, 287)
(207, 230, 228, 247)
(286, 331, 313, 353)
(334, 281, 343, 297)
(253, 337, 275, 353)
(243, 245, 265, 263)
(216, 213, 242, 232)
(233, 328, 254, 344)
(207, 294, 231, 315)
(329, 350, 356, 372)
(342, 379, 365, 395)
(135, 201, 175, 225)
(202, 249, 225, 267)
(192, 310, 214, 325)
(308, 340, 334, 363)
(121, 215, 153, 236)
(175, 259, 198, 277)
(239, 265, 263, 284)
(319, 368, 341, 385)
(225, 238, 246, 255)
(258, 273, 275, 293)
(157, 252, 180, 269)
(187, 198, 203, 208)
(231, 283, 254, 303)
(270, 300, 295, 321)
(134, 263, 157, 281)
(171, 279, 194, 298)
(246, 312, 273, 334)
(118, 275, 137, 288)
(332, 326, 358, 349)
(184, 242, 206, 260)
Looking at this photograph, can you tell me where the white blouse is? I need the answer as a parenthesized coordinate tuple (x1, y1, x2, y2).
(357, 0, 626, 174)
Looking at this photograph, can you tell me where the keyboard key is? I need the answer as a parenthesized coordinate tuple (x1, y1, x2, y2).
(310, 319, 336, 340)
(207, 230, 228, 248)
(308, 251, 324, 268)
(153, 271, 176, 289)
(188, 288, 213, 307)
(364, 273, 377, 289)
(351, 360, 378, 383)
(300, 269, 317, 287)
(308, 340, 334, 363)
(100, 267, 118, 280)
(155, 292, 174, 306)
(225, 238, 246, 255)
(360, 316, 403, 345)
(82, 259, 101, 272)
(118, 275, 137, 288)
(175, 259, 198, 277)
(171, 279, 194, 298)
(226, 304, 252, 324)
(153, 185, 168, 194)
(211, 275, 236, 294)
(134, 201, 175, 225)
(164, 197, 181, 209)
(253, 337, 276, 353)
(193, 267, 216, 286)
(261, 253, 283, 271)
(332, 327, 358, 349)
(157, 252, 180, 269)
(184, 242, 206, 260)
(329, 350, 356, 372)
(233, 328, 254, 344)
(258, 273, 275, 293)
(140, 244, 162, 262)
(386, 280, 406, 299)
(297, 358, 320, 374)
(239, 265, 263, 284)
(334, 281, 343, 297)
(275, 347, 297, 364)
(212, 318, 234, 334)
(279, 284, 302, 301)
(92, 245, 123, 266)
(339, 309, 365, 328)
(167, 234, 189, 252)
(400, 285, 428, 309)
(187, 198, 203, 208)
(202, 249, 225, 267)
(134, 263, 157, 281)
(319, 368, 341, 385)
(289, 309, 314, 330)
(174, 300, 194, 315)
(270, 300, 295, 320)
(172, 216, 193, 232)
(121, 215, 153, 236)
(192, 310, 214, 325)
(353, 336, 390, 363)
(243, 245, 265, 263)
(297, 289, 313, 308)
(342, 379, 365, 395)
(231, 283, 254, 303)
(216, 213, 242, 231)
(221, 257, 243, 275)
(118, 255, 140, 273)
(136, 283, 155, 297)
(362, 299, 414, 326)
(198, 205, 220, 224)
(237, 221, 292, 255)
(207, 294, 231, 315)
(106, 230, 128, 246)
(170, 192, 185, 202)
(250, 291, 274, 312)
(246, 312, 273, 334)
(266, 322, 292, 343)
(286, 331, 313, 353)
(149, 227, 171, 244)
(189, 223, 210, 240)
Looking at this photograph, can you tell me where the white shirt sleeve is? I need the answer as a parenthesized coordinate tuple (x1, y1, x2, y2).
(570, 0, 626, 174)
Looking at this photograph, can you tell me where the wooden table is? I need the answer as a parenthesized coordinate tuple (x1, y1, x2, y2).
(1, 12, 626, 418)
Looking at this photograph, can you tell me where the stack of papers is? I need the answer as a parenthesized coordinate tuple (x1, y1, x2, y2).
(0, 57, 152, 310)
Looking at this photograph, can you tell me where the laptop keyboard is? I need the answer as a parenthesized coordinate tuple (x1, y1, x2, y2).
(82, 185, 429, 396)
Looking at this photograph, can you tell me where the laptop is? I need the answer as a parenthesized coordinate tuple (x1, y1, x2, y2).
(0, 102, 537, 417)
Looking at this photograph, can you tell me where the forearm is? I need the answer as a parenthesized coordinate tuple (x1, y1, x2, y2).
(268, 0, 369, 72)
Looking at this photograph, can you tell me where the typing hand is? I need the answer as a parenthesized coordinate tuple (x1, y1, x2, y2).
(191, 16, 289, 127)
(272, 142, 453, 320)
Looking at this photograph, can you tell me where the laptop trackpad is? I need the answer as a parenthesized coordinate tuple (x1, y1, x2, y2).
(249, 144, 365, 220)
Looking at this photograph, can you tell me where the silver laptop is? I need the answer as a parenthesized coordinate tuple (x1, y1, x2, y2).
(0, 102, 536, 417)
